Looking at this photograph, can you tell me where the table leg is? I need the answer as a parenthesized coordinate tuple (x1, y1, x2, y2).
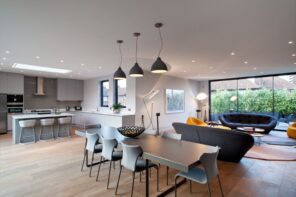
(146, 159, 149, 197)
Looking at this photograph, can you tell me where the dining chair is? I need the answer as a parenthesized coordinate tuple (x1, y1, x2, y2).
(115, 143, 159, 197)
(161, 131, 182, 185)
(174, 146, 224, 197)
(81, 131, 102, 177)
(96, 136, 123, 189)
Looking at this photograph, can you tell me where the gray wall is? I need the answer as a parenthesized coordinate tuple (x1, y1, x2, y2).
(24, 76, 81, 109)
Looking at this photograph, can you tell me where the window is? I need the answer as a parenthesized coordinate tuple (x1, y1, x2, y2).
(114, 79, 127, 107)
(209, 72, 296, 130)
(100, 80, 109, 107)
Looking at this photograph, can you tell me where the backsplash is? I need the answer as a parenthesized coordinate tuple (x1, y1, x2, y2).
(24, 76, 81, 109)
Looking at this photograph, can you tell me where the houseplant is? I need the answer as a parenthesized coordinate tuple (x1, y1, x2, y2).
(111, 103, 124, 114)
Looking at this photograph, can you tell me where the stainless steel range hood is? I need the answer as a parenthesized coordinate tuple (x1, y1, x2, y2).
(34, 77, 46, 96)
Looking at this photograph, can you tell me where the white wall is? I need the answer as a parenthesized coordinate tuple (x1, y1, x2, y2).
(135, 72, 199, 129)
(82, 75, 136, 113)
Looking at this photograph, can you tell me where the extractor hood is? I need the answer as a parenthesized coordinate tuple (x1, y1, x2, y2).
(34, 77, 46, 96)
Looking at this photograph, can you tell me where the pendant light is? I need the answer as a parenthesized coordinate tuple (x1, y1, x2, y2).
(151, 23, 168, 73)
(129, 32, 144, 77)
(113, 40, 126, 80)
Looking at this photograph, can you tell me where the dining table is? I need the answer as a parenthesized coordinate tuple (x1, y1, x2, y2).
(75, 128, 218, 197)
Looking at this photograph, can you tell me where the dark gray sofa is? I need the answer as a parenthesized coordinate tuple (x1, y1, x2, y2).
(173, 123, 254, 162)
(219, 113, 277, 134)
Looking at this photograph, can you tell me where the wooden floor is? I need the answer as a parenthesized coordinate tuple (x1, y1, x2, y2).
(1, 132, 296, 197)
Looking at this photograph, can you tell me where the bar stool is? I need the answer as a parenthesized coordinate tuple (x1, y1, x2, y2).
(19, 119, 37, 143)
(39, 118, 55, 140)
(57, 117, 72, 138)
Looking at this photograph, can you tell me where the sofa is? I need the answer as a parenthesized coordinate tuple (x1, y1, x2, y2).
(173, 122, 254, 162)
(219, 113, 277, 134)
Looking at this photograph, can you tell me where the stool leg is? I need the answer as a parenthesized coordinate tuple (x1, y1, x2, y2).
(52, 125, 55, 139)
(33, 128, 36, 143)
(19, 128, 23, 143)
(68, 124, 71, 137)
(39, 127, 43, 140)
(57, 124, 60, 138)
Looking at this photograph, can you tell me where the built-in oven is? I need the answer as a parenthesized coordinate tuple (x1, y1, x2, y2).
(7, 94, 23, 105)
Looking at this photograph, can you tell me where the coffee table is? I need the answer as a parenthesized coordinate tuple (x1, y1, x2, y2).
(236, 127, 265, 145)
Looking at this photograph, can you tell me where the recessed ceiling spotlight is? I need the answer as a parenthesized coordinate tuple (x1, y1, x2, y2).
(244, 61, 248, 64)
(292, 54, 296, 57)
(78, 72, 81, 75)
(5, 50, 10, 54)
(98, 66, 102, 69)
(288, 41, 294, 44)
(81, 63, 85, 66)
(222, 71, 226, 74)
(253, 67, 257, 70)
(230, 52, 235, 56)
(260, 71, 264, 74)
(60, 60, 64, 63)
(35, 56, 40, 59)
(183, 70, 187, 73)
(191, 60, 196, 63)
(294, 62, 296, 64)
(0, 62, 3, 66)
(2, 57, 7, 61)
(209, 66, 213, 69)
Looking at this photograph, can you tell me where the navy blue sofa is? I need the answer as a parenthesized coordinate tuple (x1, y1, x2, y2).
(219, 113, 277, 134)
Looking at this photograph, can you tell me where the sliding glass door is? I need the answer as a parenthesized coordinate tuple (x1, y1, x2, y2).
(209, 73, 296, 130)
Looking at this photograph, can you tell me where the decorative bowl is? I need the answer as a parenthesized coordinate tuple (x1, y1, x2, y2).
(117, 126, 145, 138)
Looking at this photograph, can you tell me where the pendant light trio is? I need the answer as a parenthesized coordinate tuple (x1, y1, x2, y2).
(113, 23, 168, 80)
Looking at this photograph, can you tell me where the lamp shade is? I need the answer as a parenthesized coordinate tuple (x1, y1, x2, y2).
(129, 62, 144, 77)
(151, 57, 168, 73)
(114, 67, 126, 80)
(196, 92, 208, 101)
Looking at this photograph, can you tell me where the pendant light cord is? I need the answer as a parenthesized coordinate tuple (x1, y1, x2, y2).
(135, 36, 138, 62)
(158, 27, 163, 57)
(118, 42, 122, 67)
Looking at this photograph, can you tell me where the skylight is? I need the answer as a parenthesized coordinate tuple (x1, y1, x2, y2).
(12, 63, 72, 74)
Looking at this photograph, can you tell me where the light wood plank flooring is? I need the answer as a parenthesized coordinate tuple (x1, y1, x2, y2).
(0, 132, 296, 197)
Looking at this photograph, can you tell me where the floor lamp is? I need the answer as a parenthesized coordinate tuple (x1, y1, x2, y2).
(196, 92, 208, 122)
(142, 90, 160, 130)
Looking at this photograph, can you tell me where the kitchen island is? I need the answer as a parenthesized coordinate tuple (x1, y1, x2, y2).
(12, 113, 73, 144)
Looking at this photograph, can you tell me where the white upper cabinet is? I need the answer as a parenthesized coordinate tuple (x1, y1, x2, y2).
(57, 78, 83, 101)
(0, 72, 24, 94)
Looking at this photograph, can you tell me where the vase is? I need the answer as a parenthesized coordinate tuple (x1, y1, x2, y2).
(113, 109, 121, 114)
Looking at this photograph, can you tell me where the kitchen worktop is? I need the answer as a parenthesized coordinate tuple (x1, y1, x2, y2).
(75, 110, 135, 117)
(12, 113, 74, 120)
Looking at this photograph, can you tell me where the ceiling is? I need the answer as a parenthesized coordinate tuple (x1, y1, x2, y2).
(0, 0, 296, 80)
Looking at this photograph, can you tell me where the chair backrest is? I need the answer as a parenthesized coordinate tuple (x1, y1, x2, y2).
(40, 118, 55, 126)
(86, 131, 99, 152)
(161, 131, 182, 140)
(200, 146, 220, 181)
(19, 119, 36, 128)
(121, 143, 143, 172)
(101, 136, 118, 160)
(100, 126, 125, 142)
(58, 117, 72, 125)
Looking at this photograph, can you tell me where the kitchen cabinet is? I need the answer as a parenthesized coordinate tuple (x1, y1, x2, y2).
(57, 79, 83, 101)
(0, 72, 24, 94)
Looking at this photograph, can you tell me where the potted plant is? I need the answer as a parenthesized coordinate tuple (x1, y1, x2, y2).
(111, 103, 124, 114)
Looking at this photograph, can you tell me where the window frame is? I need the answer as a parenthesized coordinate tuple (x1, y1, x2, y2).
(114, 79, 126, 108)
(100, 80, 109, 107)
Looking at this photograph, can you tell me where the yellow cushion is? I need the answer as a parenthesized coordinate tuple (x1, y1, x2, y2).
(213, 125, 231, 130)
(187, 117, 208, 127)
(287, 124, 296, 139)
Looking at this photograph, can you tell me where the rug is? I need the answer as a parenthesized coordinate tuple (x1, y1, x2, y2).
(244, 144, 296, 161)
(261, 131, 296, 146)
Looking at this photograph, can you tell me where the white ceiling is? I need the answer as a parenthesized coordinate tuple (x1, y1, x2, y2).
(0, 0, 296, 80)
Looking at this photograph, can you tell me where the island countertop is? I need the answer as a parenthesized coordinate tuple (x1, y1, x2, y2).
(12, 113, 74, 120)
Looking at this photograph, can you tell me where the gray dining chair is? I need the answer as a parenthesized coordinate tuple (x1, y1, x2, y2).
(81, 131, 102, 177)
(174, 146, 224, 197)
(96, 136, 122, 189)
(115, 143, 159, 197)
(80, 124, 101, 172)
(161, 131, 182, 185)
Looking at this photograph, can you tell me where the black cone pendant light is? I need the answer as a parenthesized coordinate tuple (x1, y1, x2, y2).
(129, 32, 144, 77)
(113, 40, 126, 80)
(151, 23, 168, 73)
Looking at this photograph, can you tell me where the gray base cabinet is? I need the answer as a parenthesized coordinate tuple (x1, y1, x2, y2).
(57, 79, 83, 101)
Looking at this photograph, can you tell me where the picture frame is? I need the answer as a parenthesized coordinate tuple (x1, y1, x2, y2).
(165, 89, 185, 113)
